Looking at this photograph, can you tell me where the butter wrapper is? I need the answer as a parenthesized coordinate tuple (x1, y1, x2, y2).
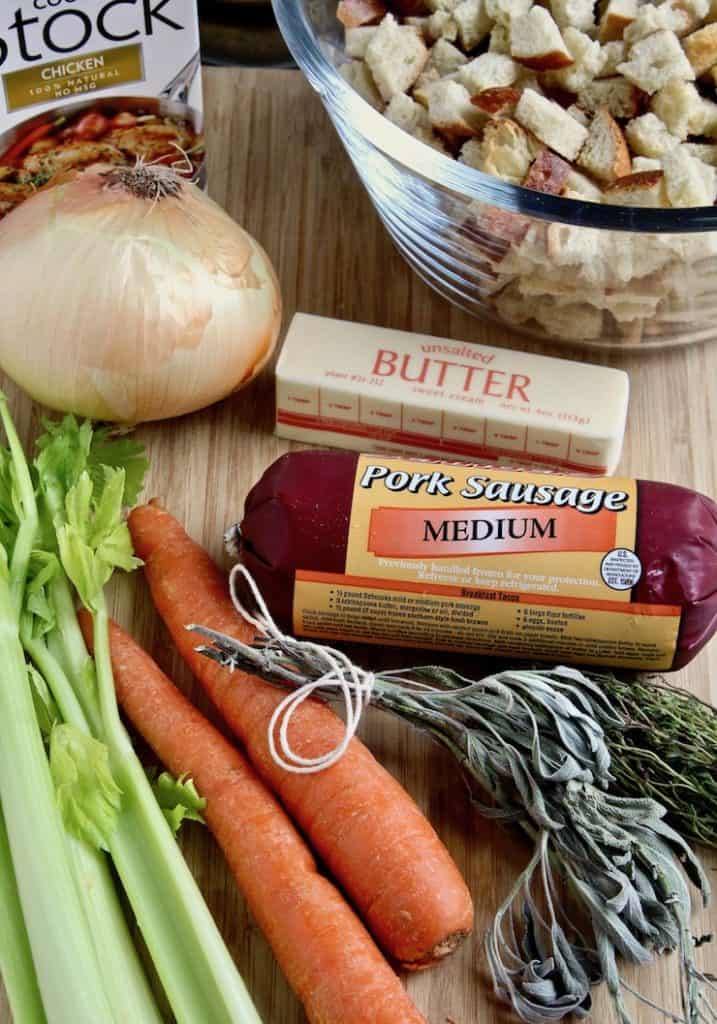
(276, 313, 630, 475)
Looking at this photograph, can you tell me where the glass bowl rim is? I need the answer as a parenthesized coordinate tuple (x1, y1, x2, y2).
(272, 0, 717, 235)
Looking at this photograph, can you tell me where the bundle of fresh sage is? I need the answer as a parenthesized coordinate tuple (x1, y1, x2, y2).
(191, 568, 716, 1024)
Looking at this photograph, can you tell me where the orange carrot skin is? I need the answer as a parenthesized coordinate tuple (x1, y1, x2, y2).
(81, 613, 427, 1024)
(128, 502, 474, 969)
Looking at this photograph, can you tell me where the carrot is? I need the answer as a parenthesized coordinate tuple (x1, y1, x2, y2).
(2, 121, 55, 165)
(80, 612, 428, 1024)
(128, 501, 474, 970)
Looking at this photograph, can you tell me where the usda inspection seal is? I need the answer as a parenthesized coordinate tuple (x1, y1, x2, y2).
(600, 548, 642, 591)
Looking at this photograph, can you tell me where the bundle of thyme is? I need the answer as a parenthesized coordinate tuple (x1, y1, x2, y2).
(597, 675, 717, 849)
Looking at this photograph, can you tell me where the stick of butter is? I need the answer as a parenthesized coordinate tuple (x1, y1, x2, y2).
(275, 314, 630, 475)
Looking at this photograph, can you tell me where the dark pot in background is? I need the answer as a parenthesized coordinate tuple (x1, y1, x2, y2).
(199, 0, 293, 66)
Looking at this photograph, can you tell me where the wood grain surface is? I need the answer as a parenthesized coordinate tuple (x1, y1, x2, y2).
(1, 66, 716, 1024)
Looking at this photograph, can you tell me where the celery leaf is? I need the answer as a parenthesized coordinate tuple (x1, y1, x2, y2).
(90, 468, 125, 543)
(150, 771, 207, 835)
(24, 551, 61, 638)
(0, 447, 20, 551)
(28, 664, 60, 742)
(88, 429, 149, 509)
(27, 550, 60, 593)
(57, 523, 110, 611)
(65, 471, 93, 540)
(35, 417, 93, 502)
(96, 522, 142, 573)
(35, 416, 148, 514)
(57, 469, 142, 610)
(50, 723, 122, 850)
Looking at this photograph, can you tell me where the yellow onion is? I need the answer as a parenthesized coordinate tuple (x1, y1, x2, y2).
(0, 164, 282, 422)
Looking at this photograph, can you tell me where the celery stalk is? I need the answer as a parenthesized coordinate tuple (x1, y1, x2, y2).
(0, 398, 114, 1024)
(0, 805, 46, 1024)
(65, 835, 163, 1024)
(0, 397, 37, 609)
(47, 573, 102, 733)
(23, 631, 163, 1024)
(35, 421, 263, 1024)
(45, 571, 263, 1024)
(0, 570, 113, 1023)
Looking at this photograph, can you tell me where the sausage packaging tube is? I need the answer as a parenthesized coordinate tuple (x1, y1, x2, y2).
(236, 451, 717, 671)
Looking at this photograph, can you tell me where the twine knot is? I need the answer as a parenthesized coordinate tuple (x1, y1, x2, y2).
(229, 565, 375, 774)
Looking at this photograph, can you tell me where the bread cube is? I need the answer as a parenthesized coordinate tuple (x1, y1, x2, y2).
(489, 22, 511, 53)
(550, 0, 595, 33)
(618, 30, 695, 95)
(426, 37, 468, 74)
(384, 92, 449, 149)
(632, 156, 663, 171)
(623, 3, 693, 44)
(662, 146, 717, 206)
(425, 11, 459, 40)
(472, 86, 522, 116)
(598, 0, 638, 42)
(578, 77, 645, 117)
(459, 52, 519, 93)
(651, 79, 707, 138)
(345, 26, 378, 57)
(423, 79, 485, 136)
(577, 107, 632, 183)
(515, 89, 589, 160)
(625, 112, 680, 156)
(515, 67, 545, 93)
(598, 40, 626, 77)
(682, 23, 717, 76)
(460, 137, 485, 168)
(543, 28, 604, 92)
(424, 0, 461, 13)
(467, 117, 541, 183)
(452, 0, 492, 50)
(563, 167, 605, 201)
(385, 91, 432, 132)
(365, 14, 428, 100)
(566, 103, 590, 125)
(511, 7, 575, 70)
(682, 142, 717, 166)
(337, 0, 387, 28)
(699, 98, 717, 137)
(523, 149, 573, 194)
(485, 0, 532, 23)
(339, 60, 384, 109)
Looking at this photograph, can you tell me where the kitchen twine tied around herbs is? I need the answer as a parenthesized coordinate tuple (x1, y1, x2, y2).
(224, 564, 376, 774)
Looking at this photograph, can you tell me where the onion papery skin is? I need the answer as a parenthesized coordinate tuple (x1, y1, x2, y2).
(0, 166, 282, 423)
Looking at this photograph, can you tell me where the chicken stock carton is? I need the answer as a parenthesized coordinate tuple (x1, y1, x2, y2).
(0, 0, 204, 219)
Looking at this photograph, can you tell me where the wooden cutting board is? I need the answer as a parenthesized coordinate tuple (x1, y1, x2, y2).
(1, 66, 716, 1024)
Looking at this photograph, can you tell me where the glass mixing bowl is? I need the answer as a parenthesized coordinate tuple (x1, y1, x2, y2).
(271, 0, 717, 350)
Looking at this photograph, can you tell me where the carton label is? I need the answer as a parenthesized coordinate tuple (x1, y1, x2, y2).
(4, 44, 144, 111)
(292, 456, 682, 670)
